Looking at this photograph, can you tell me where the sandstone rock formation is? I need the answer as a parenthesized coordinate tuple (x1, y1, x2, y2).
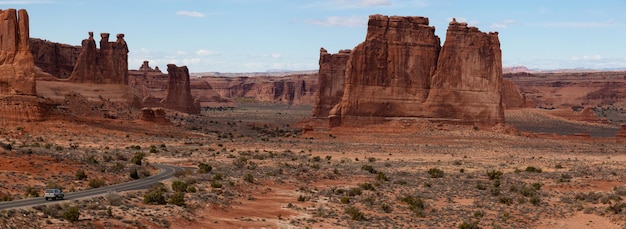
(502, 79, 534, 109)
(423, 19, 503, 124)
(30, 38, 80, 78)
(161, 64, 200, 114)
(328, 15, 504, 127)
(312, 48, 351, 118)
(67, 32, 129, 84)
(140, 107, 170, 124)
(138, 60, 162, 73)
(0, 9, 49, 124)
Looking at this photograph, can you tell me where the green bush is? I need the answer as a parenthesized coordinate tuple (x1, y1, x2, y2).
(340, 196, 350, 204)
(525, 166, 542, 173)
(88, 179, 105, 188)
(130, 169, 139, 179)
(244, 173, 255, 183)
(428, 168, 444, 178)
(400, 195, 425, 217)
(486, 170, 503, 180)
(169, 192, 185, 206)
(143, 184, 166, 205)
(198, 162, 212, 173)
(75, 169, 87, 180)
(24, 186, 39, 197)
(171, 180, 188, 192)
(361, 165, 376, 174)
(63, 206, 80, 223)
(376, 171, 389, 181)
(131, 152, 145, 165)
(345, 206, 365, 221)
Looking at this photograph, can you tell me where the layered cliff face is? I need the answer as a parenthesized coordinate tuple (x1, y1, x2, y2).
(160, 64, 200, 114)
(201, 74, 317, 105)
(329, 15, 504, 127)
(423, 19, 504, 125)
(312, 48, 351, 118)
(0, 9, 48, 124)
(30, 38, 80, 79)
(331, 15, 441, 120)
(67, 32, 129, 84)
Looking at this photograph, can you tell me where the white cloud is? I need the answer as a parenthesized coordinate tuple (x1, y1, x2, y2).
(490, 19, 515, 29)
(176, 11, 205, 18)
(358, 0, 391, 7)
(195, 49, 217, 56)
(571, 54, 602, 61)
(306, 15, 368, 27)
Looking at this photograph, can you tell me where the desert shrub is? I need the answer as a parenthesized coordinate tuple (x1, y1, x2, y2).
(376, 171, 389, 181)
(486, 170, 503, 180)
(524, 166, 542, 173)
(345, 206, 365, 221)
(614, 186, 626, 196)
(169, 192, 185, 206)
(88, 179, 105, 188)
(172, 180, 188, 192)
(458, 221, 480, 229)
(498, 196, 513, 205)
(381, 203, 393, 213)
(109, 162, 125, 173)
(143, 184, 166, 205)
(233, 156, 248, 168)
(400, 195, 425, 217)
(359, 183, 375, 191)
(244, 173, 254, 183)
(86, 155, 98, 164)
(361, 165, 376, 174)
(186, 186, 197, 193)
(347, 187, 362, 196)
(198, 162, 212, 173)
(131, 152, 145, 165)
(210, 180, 222, 188)
(607, 202, 626, 214)
(63, 206, 80, 223)
(212, 173, 225, 181)
(297, 195, 307, 202)
(75, 169, 88, 180)
(557, 173, 572, 183)
(24, 186, 40, 197)
(0, 142, 12, 151)
(529, 196, 541, 206)
(149, 145, 158, 153)
(531, 182, 542, 190)
(340, 196, 350, 204)
(476, 182, 487, 190)
(130, 169, 139, 179)
(428, 168, 444, 178)
(106, 191, 123, 206)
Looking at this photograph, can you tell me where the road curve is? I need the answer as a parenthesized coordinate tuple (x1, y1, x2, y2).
(0, 164, 186, 211)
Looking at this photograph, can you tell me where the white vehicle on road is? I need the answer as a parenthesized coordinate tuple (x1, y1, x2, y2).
(44, 189, 64, 201)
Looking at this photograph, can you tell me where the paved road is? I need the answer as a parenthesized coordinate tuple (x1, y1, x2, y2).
(0, 164, 185, 210)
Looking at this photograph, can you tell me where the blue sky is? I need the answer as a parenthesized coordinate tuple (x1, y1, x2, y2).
(3, 0, 626, 72)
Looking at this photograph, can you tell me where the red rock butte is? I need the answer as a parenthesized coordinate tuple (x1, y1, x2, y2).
(161, 64, 201, 114)
(67, 32, 129, 84)
(322, 15, 505, 127)
(0, 8, 49, 124)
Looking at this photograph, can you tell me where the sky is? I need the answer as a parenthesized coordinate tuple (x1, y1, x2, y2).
(3, 0, 626, 73)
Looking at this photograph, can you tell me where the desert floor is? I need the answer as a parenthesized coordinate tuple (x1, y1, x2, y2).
(1, 104, 626, 229)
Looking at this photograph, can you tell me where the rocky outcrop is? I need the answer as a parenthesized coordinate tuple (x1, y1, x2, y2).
(312, 48, 351, 118)
(161, 64, 200, 114)
(502, 79, 534, 109)
(67, 32, 129, 84)
(423, 19, 503, 125)
(329, 15, 504, 127)
(0, 9, 49, 124)
(140, 107, 169, 124)
(138, 60, 161, 73)
(30, 38, 80, 79)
